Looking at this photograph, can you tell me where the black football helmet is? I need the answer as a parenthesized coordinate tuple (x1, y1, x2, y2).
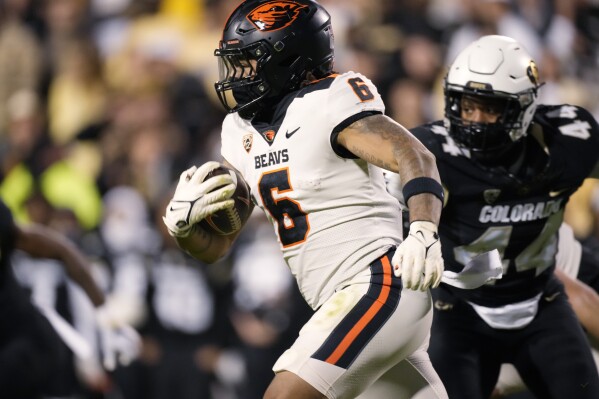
(444, 35, 540, 163)
(214, 0, 334, 119)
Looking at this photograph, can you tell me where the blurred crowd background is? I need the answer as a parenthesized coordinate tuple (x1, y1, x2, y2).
(2, 0, 599, 398)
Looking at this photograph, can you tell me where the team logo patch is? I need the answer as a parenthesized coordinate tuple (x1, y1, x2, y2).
(264, 130, 276, 142)
(483, 189, 501, 204)
(243, 134, 253, 153)
(527, 60, 539, 85)
(247, 1, 308, 32)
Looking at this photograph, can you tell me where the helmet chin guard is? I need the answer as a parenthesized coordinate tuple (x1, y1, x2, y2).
(443, 35, 540, 162)
(215, 0, 335, 119)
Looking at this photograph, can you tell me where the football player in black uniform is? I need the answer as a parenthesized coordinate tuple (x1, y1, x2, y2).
(0, 198, 140, 398)
(408, 35, 599, 399)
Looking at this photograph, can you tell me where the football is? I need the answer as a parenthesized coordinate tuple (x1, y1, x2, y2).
(197, 165, 252, 235)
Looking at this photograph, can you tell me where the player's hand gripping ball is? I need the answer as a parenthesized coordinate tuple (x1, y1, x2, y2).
(163, 162, 252, 237)
(197, 165, 252, 235)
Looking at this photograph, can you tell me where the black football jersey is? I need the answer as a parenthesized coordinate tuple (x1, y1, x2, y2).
(411, 104, 599, 307)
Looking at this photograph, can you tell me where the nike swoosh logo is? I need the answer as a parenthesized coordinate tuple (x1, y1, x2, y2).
(549, 189, 567, 197)
(285, 127, 300, 138)
(169, 203, 189, 212)
(544, 292, 560, 302)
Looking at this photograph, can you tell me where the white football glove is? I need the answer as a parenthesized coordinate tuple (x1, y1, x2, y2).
(392, 221, 444, 291)
(96, 303, 142, 371)
(163, 161, 236, 237)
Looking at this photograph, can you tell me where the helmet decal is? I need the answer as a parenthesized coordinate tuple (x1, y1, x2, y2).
(247, 1, 308, 32)
(527, 60, 539, 85)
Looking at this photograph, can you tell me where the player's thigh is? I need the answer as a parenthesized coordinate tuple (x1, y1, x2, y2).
(514, 296, 599, 399)
(272, 267, 433, 398)
(357, 359, 427, 399)
(358, 339, 448, 399)
(265, 371, 325, 399)
(428, 289, 501, 399)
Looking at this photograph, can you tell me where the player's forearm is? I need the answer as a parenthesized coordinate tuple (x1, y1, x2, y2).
(558, 269, 599, 339)
(175, 226, 236, 264)
(16, 224, 105, 306)
(60, 247, 105, 307)
(575, 296, 599, 340)
(406, 193, 442, 224)
(396, 146, 443, 224)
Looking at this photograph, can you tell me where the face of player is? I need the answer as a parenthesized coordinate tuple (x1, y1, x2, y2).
(460, 95, 505, 125)
(234, 58, 257, 80)
(454, 93, 526, 166)
(218, 55, 258, 84)
(216, 53, 260, 114)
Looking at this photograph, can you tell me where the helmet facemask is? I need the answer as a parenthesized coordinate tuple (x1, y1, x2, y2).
(444, 86, 537, 163)
(215, 43, 270, 119)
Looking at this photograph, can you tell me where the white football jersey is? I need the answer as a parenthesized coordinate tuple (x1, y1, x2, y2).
(221, 71, 402, 309)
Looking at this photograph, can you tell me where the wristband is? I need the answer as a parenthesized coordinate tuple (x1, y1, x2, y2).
(402, 177, 444, 204)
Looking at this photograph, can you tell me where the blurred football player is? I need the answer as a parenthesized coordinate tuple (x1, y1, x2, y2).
(404, 35, 599, 398)
(0, 198, 140, 398)
(163, 0, 449, 398)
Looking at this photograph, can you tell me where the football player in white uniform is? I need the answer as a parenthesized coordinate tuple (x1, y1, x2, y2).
(163, 0, 448, 398)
